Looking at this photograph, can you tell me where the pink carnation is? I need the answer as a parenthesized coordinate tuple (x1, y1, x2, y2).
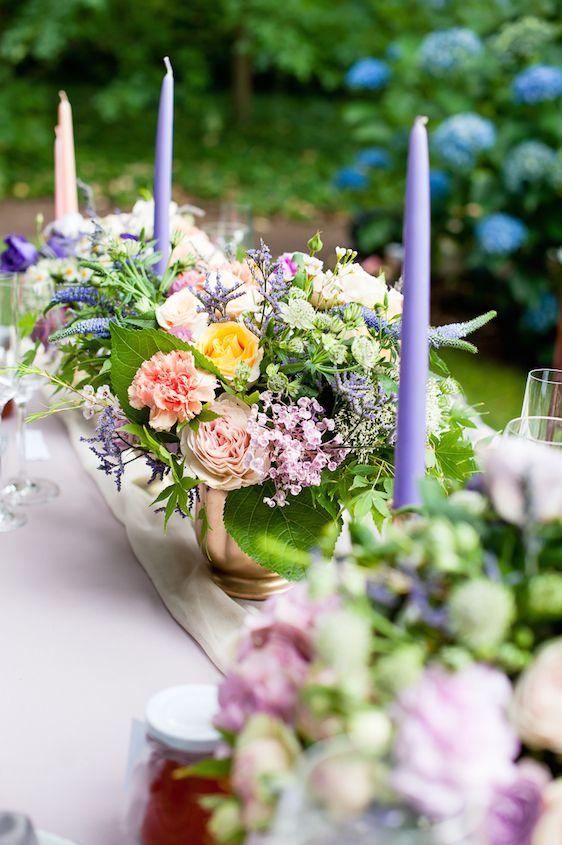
(167, 267, 207, 295)
(128, 349, 217, 431)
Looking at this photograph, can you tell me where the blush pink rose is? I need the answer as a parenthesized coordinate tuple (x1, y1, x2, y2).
(167, 267, 207, 295)
(128, 349, 217, 431)
(180, 393, 268, 490)
(511, 638, 562, 754)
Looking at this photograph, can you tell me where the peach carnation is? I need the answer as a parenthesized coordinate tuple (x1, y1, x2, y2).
(128, 349, 217, 431)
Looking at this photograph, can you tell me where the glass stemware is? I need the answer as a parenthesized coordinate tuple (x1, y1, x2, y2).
(0, 275, 27, 530)
(2, 274, 59, 507)
(504, 415, 562, 448)
(203, 201, 254, 256)
(521, 368, 562, 419)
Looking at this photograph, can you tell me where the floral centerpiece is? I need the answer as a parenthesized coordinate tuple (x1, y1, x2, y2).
(196, 437, 562, 844)
(21, 216, 494, 592)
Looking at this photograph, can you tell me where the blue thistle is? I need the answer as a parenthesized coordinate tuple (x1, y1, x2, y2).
(475, 214, 528, 256)
(513, 64, 562, 104)
(346, 58, 391, 91)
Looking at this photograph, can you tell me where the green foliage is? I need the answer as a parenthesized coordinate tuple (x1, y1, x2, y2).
(223, 482, 340, 578)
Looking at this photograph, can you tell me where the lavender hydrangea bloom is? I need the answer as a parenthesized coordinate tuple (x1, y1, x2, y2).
(0, 235, 39, 273)
(333, 167, 369, 191)
(433, 113, 496, 170)
(513, 64, 562, 104)
(346, 58, 390, 90)
(420, 28, 482, 76)
(504, 141, 557, 191)
(476, 214, 528, 256)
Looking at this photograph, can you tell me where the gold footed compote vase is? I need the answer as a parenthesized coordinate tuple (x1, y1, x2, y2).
(195, 485, 291, 600)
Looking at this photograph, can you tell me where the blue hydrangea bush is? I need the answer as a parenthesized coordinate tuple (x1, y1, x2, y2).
(338, 6, 562, 363)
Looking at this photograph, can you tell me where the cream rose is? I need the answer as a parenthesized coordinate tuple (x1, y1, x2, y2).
(532, 780, 562, 845)
(180, 393, 268, 491)
(512, 638, 562, 753)
(336, 263, 392, 310)
(155, 287, 208, 340)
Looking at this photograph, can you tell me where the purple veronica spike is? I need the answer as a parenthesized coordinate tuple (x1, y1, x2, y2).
(50, 285, 112, 309)
(50, 317, 113, 341)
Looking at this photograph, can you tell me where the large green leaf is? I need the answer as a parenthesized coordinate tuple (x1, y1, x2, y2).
(223, 482, 341, 580)
(109, 323, 221, 422)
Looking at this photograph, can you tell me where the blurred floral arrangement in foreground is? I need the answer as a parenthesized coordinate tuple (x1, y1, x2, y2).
(193, 436, 562, 844)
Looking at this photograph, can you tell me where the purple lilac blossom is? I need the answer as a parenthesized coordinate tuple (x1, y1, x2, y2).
(392, 664, 519, 819)
(245, 393, 348, 507)
(0, 235, 39, 272)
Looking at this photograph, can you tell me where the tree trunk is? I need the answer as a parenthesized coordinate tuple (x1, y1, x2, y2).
(554, 287, 562, 370)
(232, 29, 252, 124)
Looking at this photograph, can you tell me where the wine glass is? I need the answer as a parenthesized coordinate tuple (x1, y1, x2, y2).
(2, 274, 60, 507)
(202, 202, 253, 256)
(264, 739, 476, 845)
(504, 416, 562, 448)
(521, 368, 562, 420)
(0, 275, 27, 530)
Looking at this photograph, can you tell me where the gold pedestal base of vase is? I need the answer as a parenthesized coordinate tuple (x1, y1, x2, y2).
(195, 485, 291, 601)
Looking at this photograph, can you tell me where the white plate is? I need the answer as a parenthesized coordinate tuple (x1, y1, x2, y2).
(38, 832, 79, 845)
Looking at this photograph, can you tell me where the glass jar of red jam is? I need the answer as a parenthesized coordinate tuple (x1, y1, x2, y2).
(133, 684, 227, 845)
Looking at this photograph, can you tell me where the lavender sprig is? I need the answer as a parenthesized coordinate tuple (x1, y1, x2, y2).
(81, 406, 128, 491)
(195, 272, 245, 323)
(145, 455, 170, 485)
(334, 372, 380, 420)
(245, 240, 290, 335)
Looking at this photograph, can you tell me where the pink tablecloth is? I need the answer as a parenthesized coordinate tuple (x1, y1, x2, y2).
(0, 410, 220, 844)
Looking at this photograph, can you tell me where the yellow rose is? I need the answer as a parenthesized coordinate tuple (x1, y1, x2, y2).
(198, 321, 263, 382)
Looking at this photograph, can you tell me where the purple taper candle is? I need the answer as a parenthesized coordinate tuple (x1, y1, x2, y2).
(393, 116, 431, 509)
(153, 57, 174, 277)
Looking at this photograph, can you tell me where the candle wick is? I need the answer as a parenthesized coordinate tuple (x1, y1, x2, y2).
(163, 56, 173, 76)
(59, 90, 69, 103)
